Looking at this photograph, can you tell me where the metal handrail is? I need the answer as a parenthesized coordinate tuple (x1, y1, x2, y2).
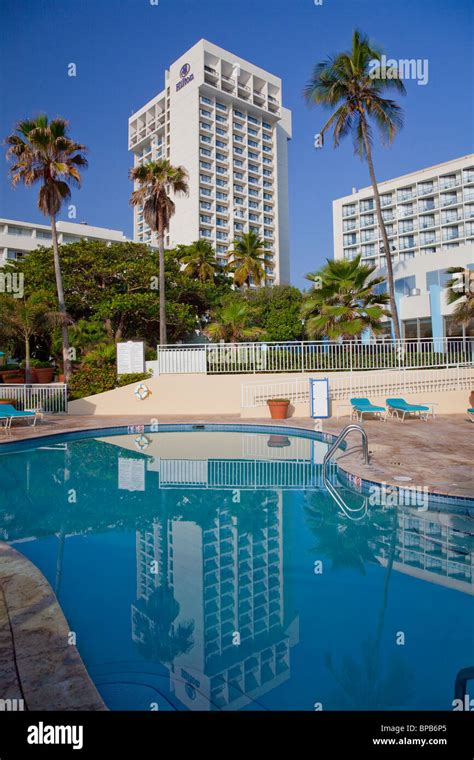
(322, 423, 369, 480)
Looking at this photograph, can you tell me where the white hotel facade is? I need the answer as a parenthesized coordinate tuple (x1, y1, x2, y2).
(332, 156, 474, 340)
(128, 40, 292, 286)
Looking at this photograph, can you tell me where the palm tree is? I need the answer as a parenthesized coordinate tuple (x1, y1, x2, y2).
(205, 301, 264, 342)
(177, 239, 218, 282)
(301, 255, 390, 339)
(226, 230, 267, 287)
(304, 30, 406, 341)
(129, 159, 189, 345)
(0, 293, 68, 382)
(6, 115, 88, 381)
(446, 267, 474, 327)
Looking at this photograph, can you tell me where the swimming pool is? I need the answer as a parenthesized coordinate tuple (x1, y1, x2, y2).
(1, 427, 473, 711)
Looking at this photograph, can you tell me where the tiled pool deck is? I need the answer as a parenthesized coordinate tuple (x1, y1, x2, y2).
(1, 412, 472, 710)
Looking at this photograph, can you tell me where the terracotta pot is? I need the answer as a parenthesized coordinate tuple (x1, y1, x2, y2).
(267, 435, 291, 448)
(58, 373, 65, 382)
(267, 399, 290, 420)
(35, 367, 54, 383)
(6, 376, 24, 384)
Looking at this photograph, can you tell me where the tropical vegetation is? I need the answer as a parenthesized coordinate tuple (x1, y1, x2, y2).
(6, 114, 88, 380)
(304, 29, 406, 340)
(301, 255, 390, 339)
(129, 159, 189, 345)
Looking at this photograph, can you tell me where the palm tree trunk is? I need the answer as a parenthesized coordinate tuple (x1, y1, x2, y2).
(50, 217, 72, 380)
(158, 214, 167, 345)
(24, 334, 32, 384)
(360, 119, 401, 341)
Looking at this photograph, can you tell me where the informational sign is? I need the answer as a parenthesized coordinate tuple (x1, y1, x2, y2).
(118, 457, 145, 491)
(309, 378, 329, 419)
(117, 341, 145, 375)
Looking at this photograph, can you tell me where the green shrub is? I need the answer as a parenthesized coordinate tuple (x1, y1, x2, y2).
(69, 365, 116, 399)
(116, 371, 152, 387)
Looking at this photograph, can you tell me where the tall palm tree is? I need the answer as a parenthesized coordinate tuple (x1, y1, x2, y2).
(129, 159, 189, 344)
(446, 267, 474, 327)
(6, 114, 88, 380)
(304, 30, 406, 340)
(177, 239, 218, 282)
(205, 301, 264, 343)
(226, 230, 267, 287)
(301, 255, 390, 339)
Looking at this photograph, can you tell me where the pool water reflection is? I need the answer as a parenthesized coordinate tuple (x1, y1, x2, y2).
(0, 430, 472, 711)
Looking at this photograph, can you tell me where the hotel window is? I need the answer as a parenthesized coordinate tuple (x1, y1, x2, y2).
(249, 188, 259, 197)
(234, 172, 244, 180)
(234, 159, 243, 168)
(199, 122, 211, 131)
(426, 269, 450, 290)
(342, 204, 356, 217)
(200, 174, 211, 183)
(216, 102, 227, 112)
(200, 134, 212, 144)
(264, 216, 273, 225)
(234, 134, 244, 143)
(248, 139, 258, 148)
(233, 122, 243, 131)
(361, 244, 375, 256)
(216, 152, 227, 162)
(343, 233, 357, 245)
(397, 187, 415, 202)
(360, 214, 374, 227)
(234, 223, 244, 231)
(263, 157, 272, 165)
(440, 192, 458, 207)
(216, 192, 227, 200)
(249, 163, 259, 173)
(234, 184, 244, 193)
(420, 231, 437, 245)
(200, 228, 212, 238)
(248, 127, 258, 136)
(360, 199, 374, 212)
(200, 148, 212, 157)
(360, 229, 375, 242)
(249, 201, 259, 209)
(418, 181, 434, 195)
(248, 115, 259, 125)
(200, 97, 213, 106)
(441, 209, 459, 224)
(380, 193, 393, 206)
(403, 318, 432, 340)
(263, 121, 271, 130)
(216, 166, 227, 175)
(399, 235, 416, 249)
(395, 275, 416, 296)
(263, 204, 272, 212)
(216, 231, 227, 240)
(263, 169, 272, 177)
(249, 213, 259, 221)
(216, 114, 227, 123)
(248, 151, 258, 160)
(463, 168, 474, 183)
(216, 127, 226, 136)
(343, 219, 356, 232)
(234, 110, 245, 118)
(263, 181, 272, 189)
(216, 140, 226, 149)
(216, 205, 227, 213)
(234, 197, 244, 206)
(234, 146, 244, 155)
(344, 248, 358, 260)
(200, 161, 212, 170)
(200, 215, 212, 224)
(399, 220, 415, 233)
(263, 145, 272, 153)
(216, 219, 227, 227)
(442, 225, 461, 241)
(263, 192, 272, 200)
(216, 178, 227, 187)
(439, 174, 458, 190)
(200, 187, 212, 196)
(200, 201, 212, 210)
(419, 215, 436, 229)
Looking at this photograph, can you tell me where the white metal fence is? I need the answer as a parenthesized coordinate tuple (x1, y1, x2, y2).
(0, 384, 68, 413)
(157, 338, 474, 375)
(241, 367, 474, 408)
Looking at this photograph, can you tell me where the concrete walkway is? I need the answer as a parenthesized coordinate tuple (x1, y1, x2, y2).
(0, 412, 472, 499)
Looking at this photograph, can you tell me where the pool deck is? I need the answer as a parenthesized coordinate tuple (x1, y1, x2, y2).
(1, 412, 473, 500)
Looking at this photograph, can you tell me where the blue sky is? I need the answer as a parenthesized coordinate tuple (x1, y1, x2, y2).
(1, 0, 473, 288)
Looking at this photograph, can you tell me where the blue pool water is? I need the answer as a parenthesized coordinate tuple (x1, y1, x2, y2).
(0, 428, 473, 711)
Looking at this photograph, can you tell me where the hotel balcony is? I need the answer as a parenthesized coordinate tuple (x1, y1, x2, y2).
(221, 74, 236, 93)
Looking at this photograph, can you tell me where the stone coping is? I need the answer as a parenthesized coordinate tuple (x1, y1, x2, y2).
(0, 542, 106, 711)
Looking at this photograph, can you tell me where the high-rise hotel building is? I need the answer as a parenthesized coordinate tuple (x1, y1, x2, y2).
(333, 155, 474, 268)
(128, 40, 291, 285)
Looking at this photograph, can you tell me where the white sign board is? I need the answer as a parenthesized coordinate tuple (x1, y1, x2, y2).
(310, 378, 329, 418)
(117, 341, 145, 375)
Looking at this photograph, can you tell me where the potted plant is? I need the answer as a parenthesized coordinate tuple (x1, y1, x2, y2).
(2, 369, 25, 384)
(35, 362, 54, 383)
(267, 398, 290, 420)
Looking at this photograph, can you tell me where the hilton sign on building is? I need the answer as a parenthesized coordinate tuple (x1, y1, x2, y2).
(128, 39, 292, 286)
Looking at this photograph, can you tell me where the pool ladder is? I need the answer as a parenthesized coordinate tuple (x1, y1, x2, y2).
(322, 424, 369, 521)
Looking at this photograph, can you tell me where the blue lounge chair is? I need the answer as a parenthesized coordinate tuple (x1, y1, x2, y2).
(350, 398, 387, 421)
(386, 398, 430, 422)
(468, 408, 474, 422)
(0, 404, 38, 432)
